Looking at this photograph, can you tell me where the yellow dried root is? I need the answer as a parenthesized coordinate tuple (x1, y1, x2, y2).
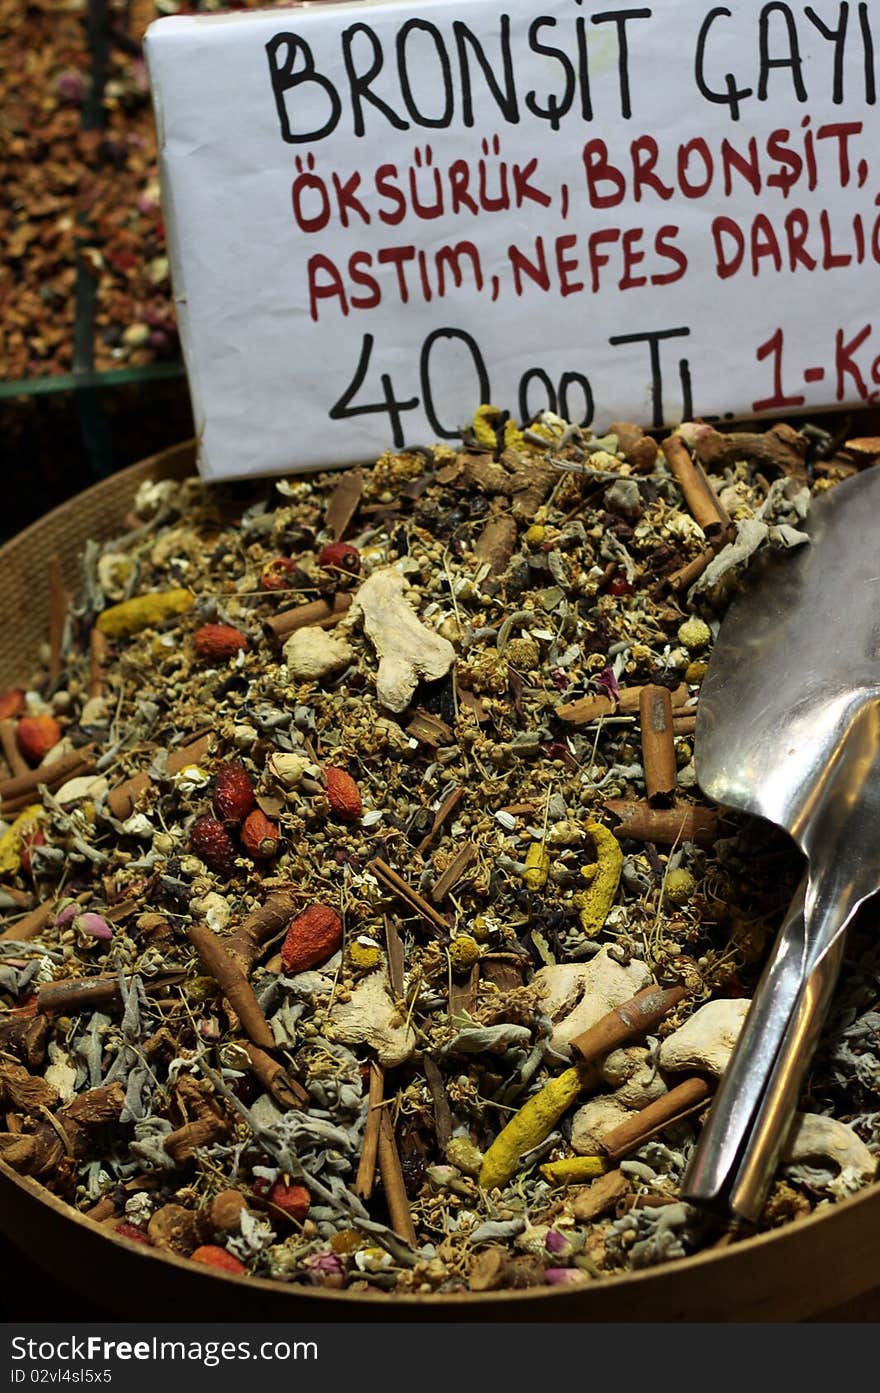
(539, 1156, 609, 1186)
(522, 842, 550, 891)
(572, 821, 623, 937)
(471, 404, 526, 453)
(96, 589, 195, 638)
(479, 1066, 590, 1190)
(0, 805, 44, 876)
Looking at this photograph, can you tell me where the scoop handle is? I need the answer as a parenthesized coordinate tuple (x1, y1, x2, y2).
(723, 928, 846, 1221)
(680, 876, 810, 1215)
(683, 858, 868, 1222)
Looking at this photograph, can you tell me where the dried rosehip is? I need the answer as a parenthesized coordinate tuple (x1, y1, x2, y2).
(318, 542, 360, 576)
(281, 904, 343, 973)
(190, 1245, 246, 1274)
(190, 815, 238, 877)
(240, 808, 279, 860)
(325, 767, 362, 822)
(0, 689, 25, 721)
(260, 557, 298, 591)
(17, 715, 62, 764)
(192, 624, 249, 662)
(265, 1180, 310, 1222)
(113, 1222, 152, 1246)
(212, 761, 255, 825)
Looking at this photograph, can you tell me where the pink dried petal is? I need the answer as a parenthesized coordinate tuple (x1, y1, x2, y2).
(75, 912, 113, 941)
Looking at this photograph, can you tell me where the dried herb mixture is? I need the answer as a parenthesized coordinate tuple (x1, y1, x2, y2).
(0, 411, 878, 1296)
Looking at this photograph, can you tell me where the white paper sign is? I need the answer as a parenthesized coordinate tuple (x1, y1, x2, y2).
(146, 0, 880, 481)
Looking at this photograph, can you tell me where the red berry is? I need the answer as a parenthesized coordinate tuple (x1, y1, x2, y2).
(318, 542, 360, 576)
(193, 624, 249, 662)
(281, 904, 343, 973)
(212, 762, 255, 825)
(0, 689, 25, 721)
(190, 815, 238, 877)
(265, 1180, 310, 1222)
(113, 1222, 152, 1246)
(240, 808, 279, 860)
(190, 1245, 246, 1274)
(17, 715, 62, 765)
(325, 767, 362, 822)
(260, 557, 298, 591)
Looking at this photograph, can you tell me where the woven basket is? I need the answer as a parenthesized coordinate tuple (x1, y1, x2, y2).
(1, 441, 878, 1320)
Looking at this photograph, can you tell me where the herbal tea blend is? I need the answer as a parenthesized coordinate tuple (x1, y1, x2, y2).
(0, 412, 877, 1294)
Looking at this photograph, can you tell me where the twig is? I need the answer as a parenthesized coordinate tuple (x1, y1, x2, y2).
(186, 923, 275, 1050)
(355, 1060, 384, 1200)
(377, 1106, 417, 1245)
(0, 721, 28, 779)
(368, 858, 450, 935)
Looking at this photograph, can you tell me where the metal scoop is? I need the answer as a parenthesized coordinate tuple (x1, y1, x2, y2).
(680, 465, 880, 1223)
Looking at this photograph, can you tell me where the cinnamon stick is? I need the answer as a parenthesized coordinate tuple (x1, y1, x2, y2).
(422, 1055, 452, 1150)
(0, 900, 56, 942)
(355, 1060, 384, 1200)
(570, 984, 688, 1064)
(164, 1115, 229, 1164)
(88, 627, 110, 700)
(449, 963, 480, 1016)
(325, 467, 364, 541)
(639, 685, 677, 808)
(107, 734, 212, 819)
(377, 1107, 417, 1245)
(186, 923, 275, 1050)
(0, 745, 98, 813)
(604, 799, 719, 846)
(600, 1076, 714, 1162)
(0, 720, 28, 779)
(37, 970, 186, 1015)
(557, 683, 687, 726)
(430, 843, 478, 903)
(225, 886, 299, 972)
(671, 713, 697, 736)
(265, 592, 352, 641)
(416, 786, 464, 854)
(473, 515, 517, 574)
(368, 858, 450, 935)
(667, 546, 718, 594)
(661, 434, 729, 536)
(242, 1042, 307, 1110)
(384, 915, 405, 999)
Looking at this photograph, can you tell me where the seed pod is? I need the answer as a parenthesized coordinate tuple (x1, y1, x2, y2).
(318, 542, 360, 576)
(281, 904, 343, 973)
(325, 767, 362, 821)
(192, 624, 249, 662)
(212, 761, 256, 825)
(260, 557, 298, 591)
(0, 689, 25, 721)
(240, 808, 279, 860)
(17, 715, 62, 764)
(190, 815, 238, 878)
(190, 1245, 246, 1274)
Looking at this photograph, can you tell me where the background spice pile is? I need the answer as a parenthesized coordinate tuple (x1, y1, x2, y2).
(0, 411, 878, 1297)
(1, 0, 294, 384)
